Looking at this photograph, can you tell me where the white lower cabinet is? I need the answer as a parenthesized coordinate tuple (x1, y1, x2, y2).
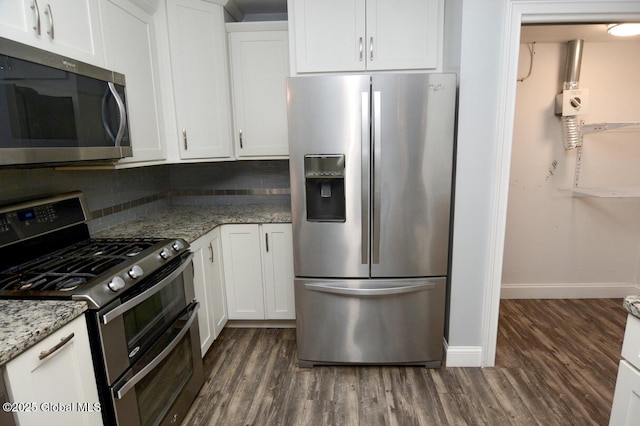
(4, 315, 102, 426)
(611, 360, 640, 425)
(611, 314, 640, 425)
(191, 226, 228, 356)
(221, 224, 295, 320)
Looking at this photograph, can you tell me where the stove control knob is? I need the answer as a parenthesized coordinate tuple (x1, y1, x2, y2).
(172, 240, 184, 252)
(108, 276, 126, 292)
(159, 248, 171, 260)
(128, 265, 144, 279)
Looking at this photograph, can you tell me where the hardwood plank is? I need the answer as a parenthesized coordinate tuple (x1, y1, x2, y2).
(182, 298, 627, 425)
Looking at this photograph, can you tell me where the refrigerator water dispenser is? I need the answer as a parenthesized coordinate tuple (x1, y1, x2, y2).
(304, 155, 345, 222)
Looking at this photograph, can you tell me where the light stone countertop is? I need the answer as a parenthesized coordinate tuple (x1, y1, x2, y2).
(0, 300, 87, 366)
(0, 204, 290, 365)
(624, 295, 640, 319)
(95, 204, 291, 242)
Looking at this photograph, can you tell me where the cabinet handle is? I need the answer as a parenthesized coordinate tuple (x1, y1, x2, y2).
(239, 130, 243, 149)
(44, 3, 54, 40)
(369, 37, 374, 61)
(39, 332, 74, 360)
(30, 1, 41, 36)
(359, 37, 363, 61)
(208, 242, 214, 263)
(265, 233, 269, 252)
(182, 129, 188, 150)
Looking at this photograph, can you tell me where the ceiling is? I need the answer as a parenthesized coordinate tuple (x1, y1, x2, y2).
(521, 23, 640, 43)
(231, 0, 286, 15)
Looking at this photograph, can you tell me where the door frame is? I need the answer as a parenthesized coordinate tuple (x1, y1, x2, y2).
(483, 0, 640, 366)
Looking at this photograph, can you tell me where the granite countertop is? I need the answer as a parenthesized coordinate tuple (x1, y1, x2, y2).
(0, 204, 289, 364)
(96, 204, 291, 242)
(624, 296, 640, 319)
(0, 300, 87, 366)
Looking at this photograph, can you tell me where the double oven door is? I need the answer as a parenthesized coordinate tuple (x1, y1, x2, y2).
(90, 251, 203, 426)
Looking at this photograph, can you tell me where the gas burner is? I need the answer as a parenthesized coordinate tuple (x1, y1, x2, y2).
(125, 246, 145, 257)
(57, 276, 87, 292)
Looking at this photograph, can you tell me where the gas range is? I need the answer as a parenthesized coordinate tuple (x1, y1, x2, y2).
(0, 237, 188, 309)
(0, 191, 188, 309)
(0, 191, 203, 426)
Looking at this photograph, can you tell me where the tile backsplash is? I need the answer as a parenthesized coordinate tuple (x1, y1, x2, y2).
(0, 160, 291, 233)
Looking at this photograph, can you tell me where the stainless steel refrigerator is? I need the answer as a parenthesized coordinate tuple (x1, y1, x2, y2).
(287, 73, 456, 367)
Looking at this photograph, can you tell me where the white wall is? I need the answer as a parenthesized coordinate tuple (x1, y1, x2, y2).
(502, 40, 640, 298)
(446, 0, 506, 365)
(446, 0, 640, 367)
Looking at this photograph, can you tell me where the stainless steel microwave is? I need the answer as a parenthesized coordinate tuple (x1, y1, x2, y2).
(0, 37, 132, 167)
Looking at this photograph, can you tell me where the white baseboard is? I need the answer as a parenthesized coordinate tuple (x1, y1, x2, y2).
(501, 282, 640, 299)
(444, 343, 482, 367)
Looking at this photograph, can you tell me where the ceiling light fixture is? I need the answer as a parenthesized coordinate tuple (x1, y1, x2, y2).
(607, 23, 640, 37)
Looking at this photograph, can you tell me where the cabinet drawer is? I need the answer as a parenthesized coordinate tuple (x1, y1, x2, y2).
(622, 314, 640, 370)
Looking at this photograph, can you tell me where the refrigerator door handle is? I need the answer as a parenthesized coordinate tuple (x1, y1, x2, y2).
(372, 90, 382, 264)
(304, 282, 436, 296)
(361, 92, 370, 264)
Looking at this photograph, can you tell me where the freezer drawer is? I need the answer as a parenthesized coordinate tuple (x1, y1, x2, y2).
(294, 277, 446, 366)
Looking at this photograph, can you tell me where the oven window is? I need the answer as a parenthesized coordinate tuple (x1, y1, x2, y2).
(136, 334, 193, 426)
(123, 273, 187, 355)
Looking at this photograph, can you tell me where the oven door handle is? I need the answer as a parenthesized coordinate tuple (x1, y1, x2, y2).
(114, 301, 199, 400)
(102, 252, 194, 325)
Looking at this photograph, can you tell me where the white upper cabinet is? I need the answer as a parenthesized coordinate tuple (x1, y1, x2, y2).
(166, 0, 233, 160)
(0, 0, 105, 67)
(289, 0, 441, 73)
(227, 22, 290, 158)
(102, 0, 166, 164)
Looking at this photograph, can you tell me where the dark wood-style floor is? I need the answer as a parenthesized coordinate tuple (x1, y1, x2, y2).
(182, 298, 627, 425)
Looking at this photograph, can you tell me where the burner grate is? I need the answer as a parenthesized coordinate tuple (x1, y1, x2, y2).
(0, 238, 164, 293)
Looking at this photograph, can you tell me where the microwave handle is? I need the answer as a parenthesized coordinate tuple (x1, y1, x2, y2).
(101, 252, 194, 325)
(113, 301, 199, 400)
(102, 83, 127, 147)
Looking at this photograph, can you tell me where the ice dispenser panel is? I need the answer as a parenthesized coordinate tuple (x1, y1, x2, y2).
(304, 155, 345, 222)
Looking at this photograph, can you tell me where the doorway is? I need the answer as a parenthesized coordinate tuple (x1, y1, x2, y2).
(483, 1, 640, 367)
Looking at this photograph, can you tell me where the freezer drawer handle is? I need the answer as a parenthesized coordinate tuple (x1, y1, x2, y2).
(304, 282, 435, 297)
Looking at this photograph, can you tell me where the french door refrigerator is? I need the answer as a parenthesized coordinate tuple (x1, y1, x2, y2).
(287, 73, 456, 367)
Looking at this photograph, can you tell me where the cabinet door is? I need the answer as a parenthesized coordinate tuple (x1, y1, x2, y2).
(192, 228, 229, 356)
(610, 360, 640, 425)
(221, 225, 265, 320)
(0, 1, 39, 48)
(365, 0, 439, 70)
(209, 227, 228, 337)
(191, 239, 216, 356)
(291, 0, 365, 73)
(261, 224, 295, 319)
(41, 0, 105, 66)
(102, 0, 165, 164)
(229, 30, 290, 158)
(0, 0, 104, 67)
(167, 0, 233, 160)
(5, 316, 101, 426)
